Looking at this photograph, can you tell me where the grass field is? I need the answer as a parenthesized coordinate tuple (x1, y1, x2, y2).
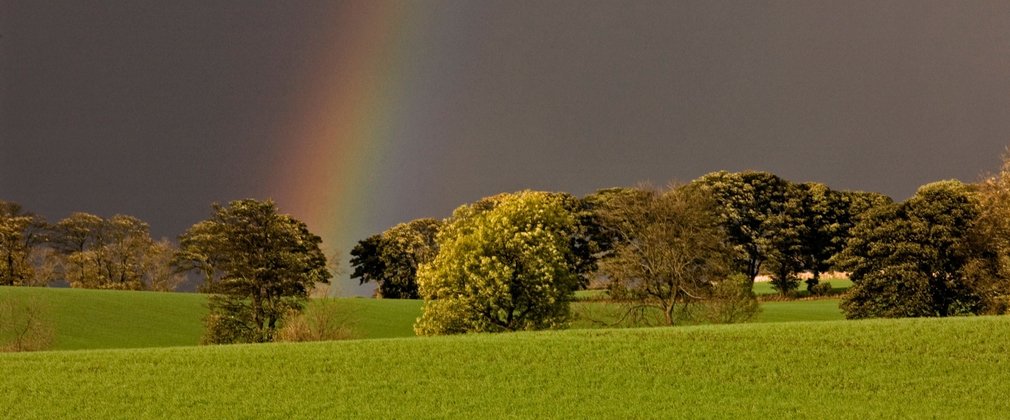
(752, 277, 853, 295)
(0, 287, 207, 350)
(3, 315, 1008, 418)
(0, 287, 845, 350)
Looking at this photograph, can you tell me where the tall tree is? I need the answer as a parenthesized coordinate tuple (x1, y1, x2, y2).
(174, 199, 331, 343)
(0, 201, 47, 286)
(414, 191, 582, 335)
(691, 171, 791, 285)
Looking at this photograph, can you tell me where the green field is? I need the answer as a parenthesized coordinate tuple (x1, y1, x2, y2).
(0, 287, 207, 350)
(3, 316, 1009, 418)
(1, 287, 846, 350)
(752, 278, 853, 295)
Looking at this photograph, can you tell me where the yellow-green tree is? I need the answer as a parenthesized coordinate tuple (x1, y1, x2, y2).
(414, 191, 582, 335)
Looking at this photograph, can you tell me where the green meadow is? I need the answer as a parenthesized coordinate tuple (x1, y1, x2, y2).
(0, 287, 207, 350)
(4, 316, 1009, 418)
(1, 286, 843, 350)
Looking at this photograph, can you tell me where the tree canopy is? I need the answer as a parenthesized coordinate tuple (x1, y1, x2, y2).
(414, 191, 583, 335)
(350, 218, 441, 299)
(837, 181, 995, 318)
(174, 199, 331, 343)
(596, 184, 742, 325)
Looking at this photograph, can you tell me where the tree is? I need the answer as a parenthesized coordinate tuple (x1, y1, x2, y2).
(51, 214, 156, 290)
(763, 182, 809, 295)
(596, 184, 742, 325)
(837, 181, 989, 318)
(174, 199, 331, 343)
(414, 191, 583, 335)
(350, 218, 441, 299)
(799, 187, 892, 291)
(970, 152, 1010, 312)
(143, 239, 187, 291)
(691, 171, 791, 286)
(0, 201, 48, 286)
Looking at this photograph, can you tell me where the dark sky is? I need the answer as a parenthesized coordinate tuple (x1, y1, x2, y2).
(4, 1, 1010, 294)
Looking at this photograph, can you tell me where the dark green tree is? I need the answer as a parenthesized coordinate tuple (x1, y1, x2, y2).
(691, 171, 791, 286)
(174, 199, 331, 343)
(351, 218, 441, 299)
(837, 181, 988, 318)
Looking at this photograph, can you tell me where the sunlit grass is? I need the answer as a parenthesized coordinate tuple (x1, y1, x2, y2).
(3, 316, 1008, 418)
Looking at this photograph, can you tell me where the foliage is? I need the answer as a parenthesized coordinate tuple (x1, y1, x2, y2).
(5, 316, 1010, 418)
(415, 191, 583, 335)
(837, 181, 991, 318)
(810, 281, 834, 296)
(275, 299, 354, 342)
(691, 171, 791, 284)
(692, 172, 891, 295)
(350, 218, 441, 299)
(973, 151, 1010, 312)
(49, 213, 179, 290)
(596, 184, 737, 325)
(0, 201, 48, 286)
(702, 274, 761, 324)
(174, 199, 331, 343)
(0, 295, 54, 352)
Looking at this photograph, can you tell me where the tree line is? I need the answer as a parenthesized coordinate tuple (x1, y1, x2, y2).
(354, 162, 1010, 334)
(0, 199, 332, 345)
(7, 156, 1010, 343)
(0, 204, 184, 291)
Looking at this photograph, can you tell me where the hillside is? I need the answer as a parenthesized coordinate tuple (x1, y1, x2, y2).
(0, 287, 207, 350)
(2, 316, 1008, 418)
(1, 287, 845, 350)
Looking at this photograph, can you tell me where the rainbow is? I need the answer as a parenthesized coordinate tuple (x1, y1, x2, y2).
(270, 2, 465, 294)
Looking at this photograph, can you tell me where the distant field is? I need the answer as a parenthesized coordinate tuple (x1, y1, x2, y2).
(3, 316, 1009, 418)
(752, 277, 853, 295)
(0, 287, 207, 350)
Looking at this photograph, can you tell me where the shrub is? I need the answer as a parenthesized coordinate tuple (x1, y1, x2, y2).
(276, 299, 354, 342)
(0, 296, 55, 352)
(811, 281, 833, 296)
(703, 274, 760, 324)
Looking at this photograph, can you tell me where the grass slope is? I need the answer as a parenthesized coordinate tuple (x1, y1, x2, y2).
(1, 287, 845, 349)
(3, 316, 1009, 418)
(0, 287, 207, 350)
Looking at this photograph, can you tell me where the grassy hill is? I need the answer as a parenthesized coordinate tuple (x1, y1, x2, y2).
(1, 287, 845, 350)
(3, 315, 1008, 418)
(0, 287, 207, 350)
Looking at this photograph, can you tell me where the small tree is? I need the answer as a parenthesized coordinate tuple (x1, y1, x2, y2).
(174, 199, 331, 344)
(596, 184, 741, 325)
(414, 191, 582, 335)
